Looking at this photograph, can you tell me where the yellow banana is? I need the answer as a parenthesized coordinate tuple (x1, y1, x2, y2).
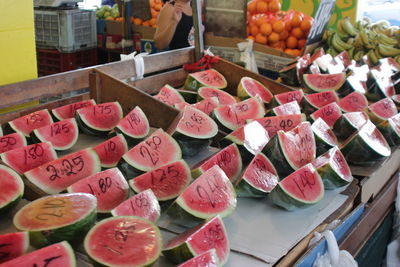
(367, 50, 379, 65)
(377, 44, 400, 57)
(342, 17, 358, 37)
(377, 33, 398, 46)
(332, 33, 353, 52)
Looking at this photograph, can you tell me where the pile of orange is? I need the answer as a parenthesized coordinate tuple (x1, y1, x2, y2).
(247, 0, 313, 56)
(131, 0, 164, 27)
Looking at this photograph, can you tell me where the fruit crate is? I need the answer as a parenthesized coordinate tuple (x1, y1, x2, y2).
(34, 8, 97, 52)
(36, 48, 98, 76)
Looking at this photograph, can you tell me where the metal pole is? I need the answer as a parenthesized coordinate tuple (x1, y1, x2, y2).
(192, 0, 204, 61)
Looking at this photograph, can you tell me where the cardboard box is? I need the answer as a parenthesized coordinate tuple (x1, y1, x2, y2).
(133, 25, 156, 40)
(106, 20, 125, 36)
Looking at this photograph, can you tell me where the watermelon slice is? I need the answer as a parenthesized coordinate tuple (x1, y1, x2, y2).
(0, 232, 29, 263)
(1, 142, 57, 175)
(171, 105, 218, 156)
(67, 168, 129, 213)
(192, 97, 220, 115)
(335, 51, 351, 69)
(0, 165, 24, 214)
(93, 134, 128, 168)
(303, 73, 346, 93)
(312, 147, 353, 189)
(111, 189, 161, 222)
(366, 97, 398, 124)
(163, 216, 229, 265)
(13, 193, 97, 247)
(235, 153, 279, 198)
(0, 241, 75, 267)
(213, 97, 265, 132)
(192, 144, 242, 182)
(338, 91, 368, 112)
(52, 99, 96, 121)
(129, 160, 191, 201)
(0, 132, 27, 154)
(333, 111, 370, 141)
(311, 118, 338, 156)
(310, 102, 342, 128)
(366, 69, 395, 102)
(177, 249, 220, 267)
(7, 109, 53, 137)
(392, 95, 400, 109)
(166, 165, 236, 226)
(279, 63, 299, 86)
(184, 69, 227, 91)
(237, 77, 273, 104)
(31, 118, 79, 151)
(269, 164, 324, 211)
(377, 113, 400, 147)
(341, 120, 391, 166)
(262, 121, 316, 178)
(119, 129, 182, 178)
(154, 84, 186, 106)
(174, 102, 190, 111)
(273, 89, 304, 106)
(115, 106, 150, 145)
(302, 91, 339, 114)
(76, 102, 123, 136)
(84, 216, 162, 267)
(314, 54, 334, 73)
(272, 101, 302, 116)
(198, 87, 237, 105)
(24, 148, 101, 195)
(251, 114, 306, 138)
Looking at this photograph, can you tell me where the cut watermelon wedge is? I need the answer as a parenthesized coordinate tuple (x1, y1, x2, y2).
(13, 193, 97, 248)
(192, 97, 220, 115)
(0, 132, 27, 154)
(52, 99, 96, 121)
(0, 241, 76, 267)
(273, 90, 304, 106)
(154, 84, 185, 106)
(302, 91, 339, 114)
(269, 164, 324, 211)
(237, 77, 273, 104)
(111, 189, 161, 222)
(366, 97, 398, 124)
(251, 114, 306, 138)
(1, 142, 57, 175)
(312, 118, 338, 156)
(0, 165, 24, 215)
(366, 69, 395, 102)
(303, 73, 346, 93)
(0, 232, 29, 263)
(163, 216, 229, 265)
(235, 153, 279, 197)
(115, 106, 150, 145)
(67, 168, 129, 213)
(7, 109, 53, 137)
(93, 134, 128, 168)
(310, 102, 342, 128)
(377, 113, 400, 147)
(333, 112, 370, 141)
(272, 101, 302, 116)
(338, 91, 368, 112)
(84, 216, 162, 267)
(198, 87, 237, 105)
(177, 249, 220, 267)
(184, 69, 227, 91)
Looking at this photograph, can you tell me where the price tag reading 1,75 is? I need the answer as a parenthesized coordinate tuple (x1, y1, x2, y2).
(305, 0, 336, 45)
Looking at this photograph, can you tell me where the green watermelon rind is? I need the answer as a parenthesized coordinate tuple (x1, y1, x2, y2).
(301, 92, 339, 114)
(114, 106, 150, 144)
(31, 119, 79, 151)
(0, 164, 24, 215)
(84, 216, 162, 267)
(13, 193, 97, 248)
(173, 133, 212, 157)
(377, 118, 400, 147)
(311, 118, 338, 157)
(183, 69, 227, 91)
(333, 115, 360, 141)
(237, 77, 273, 104)
(303, 73, 346, 93)
(366, 99, 398, 125)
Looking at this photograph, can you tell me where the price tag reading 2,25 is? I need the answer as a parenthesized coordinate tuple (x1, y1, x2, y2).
(306, 0, 336, 45)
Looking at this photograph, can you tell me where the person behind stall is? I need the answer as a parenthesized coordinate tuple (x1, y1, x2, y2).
(154, 0, 193, 51)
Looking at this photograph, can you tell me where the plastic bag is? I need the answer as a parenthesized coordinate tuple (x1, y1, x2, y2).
(237, 39, 259, 74)
(120, 52, 149, 81)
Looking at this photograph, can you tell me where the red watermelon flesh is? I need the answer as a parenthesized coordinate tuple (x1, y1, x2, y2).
(335, 51, 351, 68)
(67, 168, 129, 213)
(239, 77, 273, 104)
(213, 97, 265, 131)
(338, 91, 368, 112)
(343, 112, 370, 130)
(0, 132, 26, 154)
(310, 102, 342, 127)
(368, 98, 398, 120)
(32, 118, 79, 151)
(252, 114, 306, 138)
(115, 106, 150, 139)
(8, 109, 53, 137)
(76, 102, 123, 131)
(310, 48, 325, 63)
(279, 121, 316, 169)
(274, 90, 304, 105)
(273, 101, 302, 116)
(122, 128, 182, 172)
(177, 249, 219, 267)
(192, 144, 242, 182)
(0, 165, 24, 214)
(154, 84, 185, 106)
(237, 153, 279, 193)
(111, 189, 161, 222)
(312, 147, 352, 182)
(303, 73, 346, 92)
(187, 69, 227, 89)
(192, 97, 220, 115)
(93, 134, 128, 168)
(129, 160, 191, 201)
(370, 69, 395, 98)
(84, 216, 162, 267)
(304, 91, 338, 108)
(52, 99, 96, 120)
(225, 126, 245, 145)
(176, 165, 236, 219)
(174, 102, 190, 111)
(1, 142, 57, 175)
(164, 216, 229, 265)
(311, 118, 338, 146)
(24, 148, 101, 194)
(0, 241, 75, 267)
(198, 87, 237, 105)
(0, 232, 29, 263)
(174, 106, 218, 139)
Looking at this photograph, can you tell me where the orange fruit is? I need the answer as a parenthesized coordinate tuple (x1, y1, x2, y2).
(268, 32, 280, 43)
(279, 30, 289, 40)
(247, 0, 257, 14)
(256, 1, 268, 13)
(260, 23, 272, 36)
(133, 18, 143, 25)
(255, 33, 268, 45)
(284, 48, 295, 55)
(300, 17, 312, 32)
(256, 16, 267, 27)
(286, 36, 298, 49)
(151, 9, 159, 18)
(142, 21, 151, 27)
(150, 0, 155, 8)
(272, 20, 285, 33)
(154, 3, 162, 11)
(290, 12, 303, 27)
(291, 49, 302, 56)
(247, 35, 255, 41)
(298, 39, 307, 48)
(149, 18, 157, 26)
(268, 0, 281, 13)
(250, 25, 259, 37)
(291, 27, 303, 39)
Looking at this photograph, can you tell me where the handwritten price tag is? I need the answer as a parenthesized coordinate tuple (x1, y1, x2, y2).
(46, 155, 84, 181)
(306, 0, 336, 45)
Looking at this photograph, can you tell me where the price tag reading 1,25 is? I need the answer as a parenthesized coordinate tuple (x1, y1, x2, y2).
(306, 0, 336, 45)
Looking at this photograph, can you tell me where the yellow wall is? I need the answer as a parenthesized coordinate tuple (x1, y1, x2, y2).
(0, 0, 37, 86)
